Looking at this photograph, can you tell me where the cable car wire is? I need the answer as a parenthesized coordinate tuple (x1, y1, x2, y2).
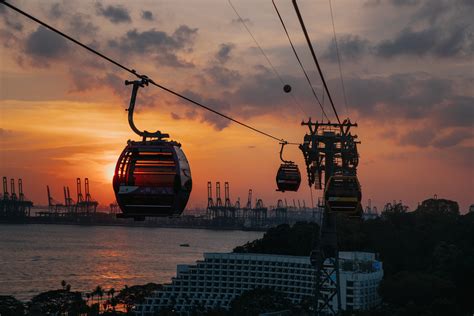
(227, 0, 308, 118)
(272, 0, 329, 121)
(291, 0, 341, 125)
(1, 0, 295, 144)
(328, 0, 349, 117)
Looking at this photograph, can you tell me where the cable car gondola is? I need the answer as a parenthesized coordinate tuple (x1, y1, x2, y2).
(324, 175, 362, 217)
(113, 78, 192, 220)
(276, 142, 301, 192)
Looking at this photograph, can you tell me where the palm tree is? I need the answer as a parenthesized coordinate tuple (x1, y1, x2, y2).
(106, 288, 116, 312)
(95, 286, 104, 312)
(61, 280, 66, 290)
(109, 287, 115, 299)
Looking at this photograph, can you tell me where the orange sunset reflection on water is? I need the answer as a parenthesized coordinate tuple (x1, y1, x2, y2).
(0, 224, 263, 300)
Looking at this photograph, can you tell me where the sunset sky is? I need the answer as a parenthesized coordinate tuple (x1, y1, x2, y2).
(0, 0, 472, 212)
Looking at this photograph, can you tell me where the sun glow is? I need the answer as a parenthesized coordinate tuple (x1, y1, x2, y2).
(104, 163, 116, 182)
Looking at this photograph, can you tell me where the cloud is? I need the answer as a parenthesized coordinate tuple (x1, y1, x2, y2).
(141, 10, 154, 21)
(177, 89, 231, 130)
(201, 43, 241, 87)
(215, 43, 235, 63)
(205, 65, 241, 87)
(432, 96, 474, 128)
(398, 127, 473, 149)
(69, 14, 99, 37)
(340, 73, 454, 119)
(323, 34, 370, 62)
(24, 26, 70, 64)
(376, 25, 473, 58)
(374, 0, 473, 58)
(390, 0, 421, 5)
(96, 4, 131, 24)
(337, 72, 473, 148)
(170, 112, 181, 120)
(363, 0, 381, 6)
(398, 128, 435, 147)
(0, 128, 14, 138)
(108, 25, 198, 68)
(0, 4, 23, 32)
(431, 129, 473, 148)
(49, 3, 63, 19)
(68, 69, 99, 92)
(103, 73, 127, 98)
(365, 0, 422, 6)
(412, 0, 470, 25)
(231, 70, 286, 112)
(362, 0, 473, 59)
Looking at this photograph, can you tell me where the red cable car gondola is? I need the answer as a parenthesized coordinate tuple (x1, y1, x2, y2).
(113, 78, 192, 220)
(276, 142, 301, 192)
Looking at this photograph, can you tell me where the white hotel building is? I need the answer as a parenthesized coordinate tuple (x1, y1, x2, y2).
(135, 251, 383, 315)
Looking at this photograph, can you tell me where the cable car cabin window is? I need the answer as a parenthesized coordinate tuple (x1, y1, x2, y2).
(132, 153, 177, 187)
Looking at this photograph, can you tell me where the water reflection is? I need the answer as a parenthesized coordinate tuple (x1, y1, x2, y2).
(0, 224, 262, 300)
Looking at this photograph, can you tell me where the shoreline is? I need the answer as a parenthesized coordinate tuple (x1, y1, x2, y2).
(0, 216, 269, 232)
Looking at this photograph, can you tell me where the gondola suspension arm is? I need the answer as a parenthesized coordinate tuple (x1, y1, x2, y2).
(279, 142, 294, 164)
(126, 77, 169, 140)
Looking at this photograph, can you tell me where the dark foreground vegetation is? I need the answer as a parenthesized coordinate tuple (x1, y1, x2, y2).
(235, 198, 474, 316)
(1, 198, 472, 316)
(0, 282, 162, 316)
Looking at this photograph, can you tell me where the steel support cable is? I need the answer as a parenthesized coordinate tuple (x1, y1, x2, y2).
(1, 0, 295, 144)
(329, 0, 349, 118)
(292, 0, 342, 126)
(227, 0, 308, 118)
(272, 0, 329, 121)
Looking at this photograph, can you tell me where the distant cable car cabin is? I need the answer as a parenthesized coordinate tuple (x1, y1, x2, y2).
(113, 78, 192, 220)
(276, 142, 301, 192)
(324, 175, 362, 217)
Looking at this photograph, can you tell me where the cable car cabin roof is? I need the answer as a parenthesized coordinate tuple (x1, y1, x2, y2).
(113, 139, 192, 219)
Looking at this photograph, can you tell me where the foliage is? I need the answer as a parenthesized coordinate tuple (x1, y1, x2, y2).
(28, 289, 88, 315)
(228, 288, 295, 316)
(233, 198, 474, 316)
(234, 222, 319, 256)
(379, 271, 458, 316)
(0, 295, 25, 316)
(115, 283, 162, 313)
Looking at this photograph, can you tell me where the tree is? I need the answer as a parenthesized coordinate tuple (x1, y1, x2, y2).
(115, 283, 162, 313)
(379, 271, 458, 316)
(234, 222, 319, 256)
(229, 288, 296, 315)
(95, 285, 104, 307)
(28, 289, 88, 315)
(0, 296, 25, 316)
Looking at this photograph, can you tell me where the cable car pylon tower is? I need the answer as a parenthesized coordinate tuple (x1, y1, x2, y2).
(278, 0, 364, 314)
